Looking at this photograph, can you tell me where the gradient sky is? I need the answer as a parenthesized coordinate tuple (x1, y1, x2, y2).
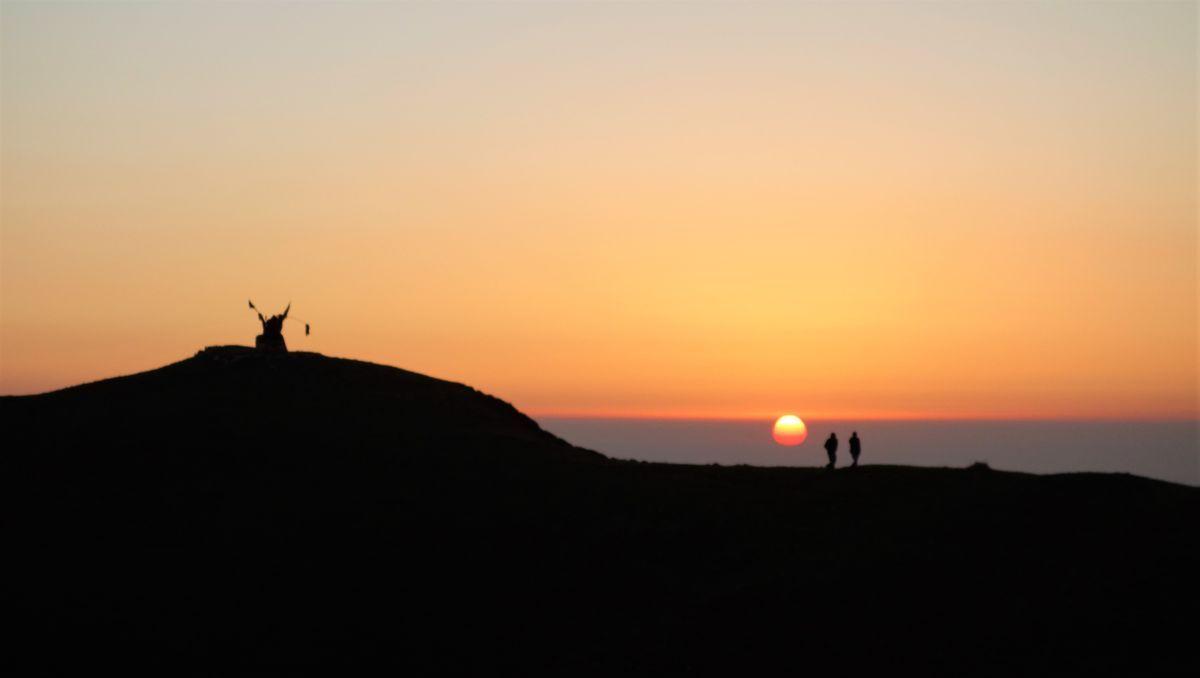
(2, 1, 1196, 419)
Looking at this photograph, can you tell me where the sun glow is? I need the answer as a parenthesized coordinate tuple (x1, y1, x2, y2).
(772, 415, 808, 447)
(0, 4, 1195, 420)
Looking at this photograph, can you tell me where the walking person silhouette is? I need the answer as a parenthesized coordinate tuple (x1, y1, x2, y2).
(849, 431, 862, 467)
(823, 432, 838, 469)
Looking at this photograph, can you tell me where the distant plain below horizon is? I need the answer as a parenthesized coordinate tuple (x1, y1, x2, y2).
(538, 417, 1199, 487)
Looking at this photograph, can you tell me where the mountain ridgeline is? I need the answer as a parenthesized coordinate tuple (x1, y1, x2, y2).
(3, 347, 1197, 674)
(9, 344, 597, 464)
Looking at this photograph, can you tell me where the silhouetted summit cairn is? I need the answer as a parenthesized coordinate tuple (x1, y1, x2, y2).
(248, 300, 308, 353)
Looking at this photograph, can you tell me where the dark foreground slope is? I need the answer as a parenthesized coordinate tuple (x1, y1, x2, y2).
(3, 348, 1197, 675)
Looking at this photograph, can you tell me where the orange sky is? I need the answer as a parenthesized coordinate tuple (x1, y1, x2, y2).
(1, 2, 1196, 419)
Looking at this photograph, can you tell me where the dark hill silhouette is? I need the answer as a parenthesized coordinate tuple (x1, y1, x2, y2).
(3, 349, 1197, 675)
(7, 345, 595, 459)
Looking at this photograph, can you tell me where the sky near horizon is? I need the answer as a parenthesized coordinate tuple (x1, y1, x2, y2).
(1, 1, 1196, 419)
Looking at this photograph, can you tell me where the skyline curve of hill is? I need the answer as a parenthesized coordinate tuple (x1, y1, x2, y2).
(3, 347, 1197, 674)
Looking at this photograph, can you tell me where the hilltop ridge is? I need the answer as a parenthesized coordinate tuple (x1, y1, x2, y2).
(4, 345, 601, 465)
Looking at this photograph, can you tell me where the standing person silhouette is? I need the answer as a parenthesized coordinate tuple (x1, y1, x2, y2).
(823, 432, 838, 469)
(849, 432, 862, 467)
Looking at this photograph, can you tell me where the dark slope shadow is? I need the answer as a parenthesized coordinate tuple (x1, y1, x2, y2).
(3, 347, 1197, 675)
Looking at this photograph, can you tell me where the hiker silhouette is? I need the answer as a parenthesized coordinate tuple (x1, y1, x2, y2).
(849, 432, 861, 467)
(824, 433, 838, 469)
(249, 300, 289, 353)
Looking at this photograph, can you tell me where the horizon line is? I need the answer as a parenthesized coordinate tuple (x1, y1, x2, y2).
(529, 411, 1200, 423)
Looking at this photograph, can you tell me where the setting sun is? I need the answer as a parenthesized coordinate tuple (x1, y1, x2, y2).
(772, 415, 808, 447)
